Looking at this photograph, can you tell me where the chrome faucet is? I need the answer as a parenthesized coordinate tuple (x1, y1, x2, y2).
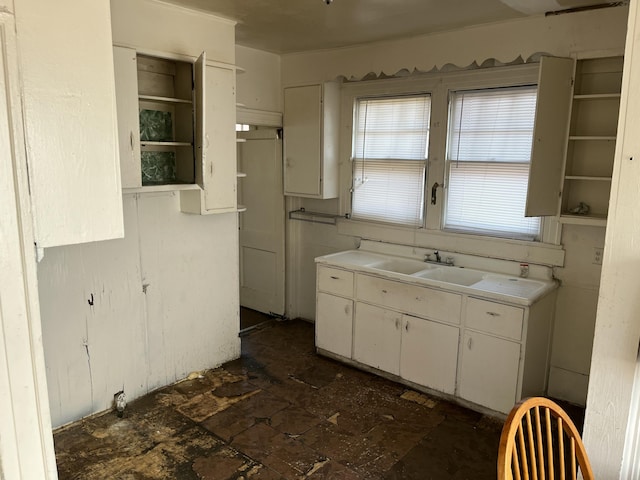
(424, 250, 455, 266)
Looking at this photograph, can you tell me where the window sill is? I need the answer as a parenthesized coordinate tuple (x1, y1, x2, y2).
(336, 218, 565, 267)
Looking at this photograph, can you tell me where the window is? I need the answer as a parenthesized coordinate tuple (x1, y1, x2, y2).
(444, 86, 541, 240)
(351, 95, 430, 226)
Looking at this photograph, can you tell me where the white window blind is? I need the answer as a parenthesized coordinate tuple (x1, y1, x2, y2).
(352, 95, 430, 226)
(445, 87, 541, 239)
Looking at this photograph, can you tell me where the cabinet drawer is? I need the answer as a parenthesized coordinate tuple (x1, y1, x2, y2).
(465, 298, 524, 341)
(356, 274, 461, 324)
(318, 266, 354, 297)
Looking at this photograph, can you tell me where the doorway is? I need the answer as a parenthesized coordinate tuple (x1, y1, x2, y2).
(237, 127, 285, 328)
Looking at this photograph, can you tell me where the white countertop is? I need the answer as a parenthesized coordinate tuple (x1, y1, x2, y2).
(315, 249, 558, 307)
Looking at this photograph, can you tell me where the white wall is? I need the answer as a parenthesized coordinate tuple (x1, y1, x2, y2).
(37, 0, 241, 428)
(281, 7, 629, 406)
(236, 45, 281, 112)
(39, 194, 240, 428)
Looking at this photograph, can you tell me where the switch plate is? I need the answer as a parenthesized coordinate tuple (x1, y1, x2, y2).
(593, 247, 604, 265)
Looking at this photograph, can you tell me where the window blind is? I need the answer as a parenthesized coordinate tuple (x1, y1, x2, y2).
(445, 86, 540, 240)
(352, 95, 430, 226)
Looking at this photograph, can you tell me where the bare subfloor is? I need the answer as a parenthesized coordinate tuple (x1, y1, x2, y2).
(54, 319, 506, 479)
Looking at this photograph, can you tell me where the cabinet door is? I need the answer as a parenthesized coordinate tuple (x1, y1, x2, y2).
(525, 56, 574, 217)
(459, 331, 521, 414)
(353, 302, 401, 375)
(400, 315, 458, 395)
(316, 292, 353, 358)
(284, 84, 322, 196)
(203, 63, 237, 212)
(113, 46, 141, 188)
(16, 0, 124, 247)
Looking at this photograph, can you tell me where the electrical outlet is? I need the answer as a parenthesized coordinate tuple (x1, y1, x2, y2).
(593, 247, 604, 265)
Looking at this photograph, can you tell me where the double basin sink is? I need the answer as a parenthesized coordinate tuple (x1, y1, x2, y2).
(316, 250, 557, 305)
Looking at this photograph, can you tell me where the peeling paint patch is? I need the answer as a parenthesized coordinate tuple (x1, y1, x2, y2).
(400, 390, 438, 408)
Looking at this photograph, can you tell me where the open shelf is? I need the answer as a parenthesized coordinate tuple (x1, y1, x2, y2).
(138, 94, 192, 105)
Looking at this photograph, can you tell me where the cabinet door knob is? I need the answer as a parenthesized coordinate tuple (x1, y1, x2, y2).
(405, 321, 409, 332)
(468, 337, 473, 349)
(381, 289, 387, 294)
(330, 276, 339, 280)
(395, 318, 400, 329)
(486, 311, 500, 317)
(129, 131, 134, 150)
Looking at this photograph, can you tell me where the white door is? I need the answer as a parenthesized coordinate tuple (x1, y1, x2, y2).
(353, 302, 402, 375)
(316, 292, 353, 358)
(400, 315, 459, 395)
(238, 129, 285, 315)
(459, 331, 521, 414)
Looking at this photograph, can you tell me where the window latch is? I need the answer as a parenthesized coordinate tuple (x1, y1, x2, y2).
(431, 182, 440, 205)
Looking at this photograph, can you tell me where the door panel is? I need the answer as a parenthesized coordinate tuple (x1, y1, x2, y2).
(238, 129, 285, 315)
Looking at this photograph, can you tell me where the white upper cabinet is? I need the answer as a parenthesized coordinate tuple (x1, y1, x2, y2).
(112, 45, 237, 215)
(15, 0, 124, 248)
(283, 82, 340, 199)
(525, 56, 574, 218)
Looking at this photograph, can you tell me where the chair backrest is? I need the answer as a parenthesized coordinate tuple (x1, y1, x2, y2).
(498, 397, 594, 480)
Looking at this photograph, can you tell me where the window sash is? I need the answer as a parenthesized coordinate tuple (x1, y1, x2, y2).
(351, 94, 430, 227)
(445, 86, 540, 240)
(448, 86, 537, 164)
(354, 94, 430, 161)
(445, 161, 540, 240)
(352, 159, 426, 227)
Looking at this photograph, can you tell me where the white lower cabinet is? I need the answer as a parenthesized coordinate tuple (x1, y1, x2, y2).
(400, 315, 458, 395)
(458, 331, 521, 414)
(315, 263, 554, 415)
(316, 292, 353, 359)
(354, 303, 402, 375)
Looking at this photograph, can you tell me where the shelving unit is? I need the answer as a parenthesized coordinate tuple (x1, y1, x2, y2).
(559, 56, 623, 226)
(137, 54, 196, 187)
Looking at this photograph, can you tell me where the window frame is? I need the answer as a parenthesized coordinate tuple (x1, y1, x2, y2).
(443, 85, 542, 241)
(350, 93, 432, 227)
(337, 63, 561, 258)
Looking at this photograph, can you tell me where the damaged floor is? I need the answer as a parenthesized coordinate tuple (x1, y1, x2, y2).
(55, 318, 510, 479)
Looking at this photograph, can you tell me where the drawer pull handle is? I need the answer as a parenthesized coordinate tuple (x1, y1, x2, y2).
(330, 276, 340, 280)
(486, 311, 501, 317)
(468, 337, 473, 349)
(382, 289, 388, 294)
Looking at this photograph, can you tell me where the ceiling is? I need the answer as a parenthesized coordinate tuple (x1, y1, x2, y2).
(163, 0, 618, 54)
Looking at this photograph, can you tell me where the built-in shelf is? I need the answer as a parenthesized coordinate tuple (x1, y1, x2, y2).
(558, 55, 623, 227)
(559, 214, 608, 227)
(236, 138, 247, 143)
(568, 136, 617, 141)
(237, 172, 247, 178)
(235, 66, 246, 75)
(123, 183, 200, 194)
(564, 175, 612, 181)
(573, 93, 621, 100)
(140, 141, 193, 147)
(237, 205, 247, 212)
(138, 94, 192, 105)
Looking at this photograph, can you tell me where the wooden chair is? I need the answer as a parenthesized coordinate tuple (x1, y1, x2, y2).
(498, 397, 594, 480)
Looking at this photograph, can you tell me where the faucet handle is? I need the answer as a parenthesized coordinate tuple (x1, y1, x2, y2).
(445, 256, 455, 266)
(424, 253, 432, 262)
